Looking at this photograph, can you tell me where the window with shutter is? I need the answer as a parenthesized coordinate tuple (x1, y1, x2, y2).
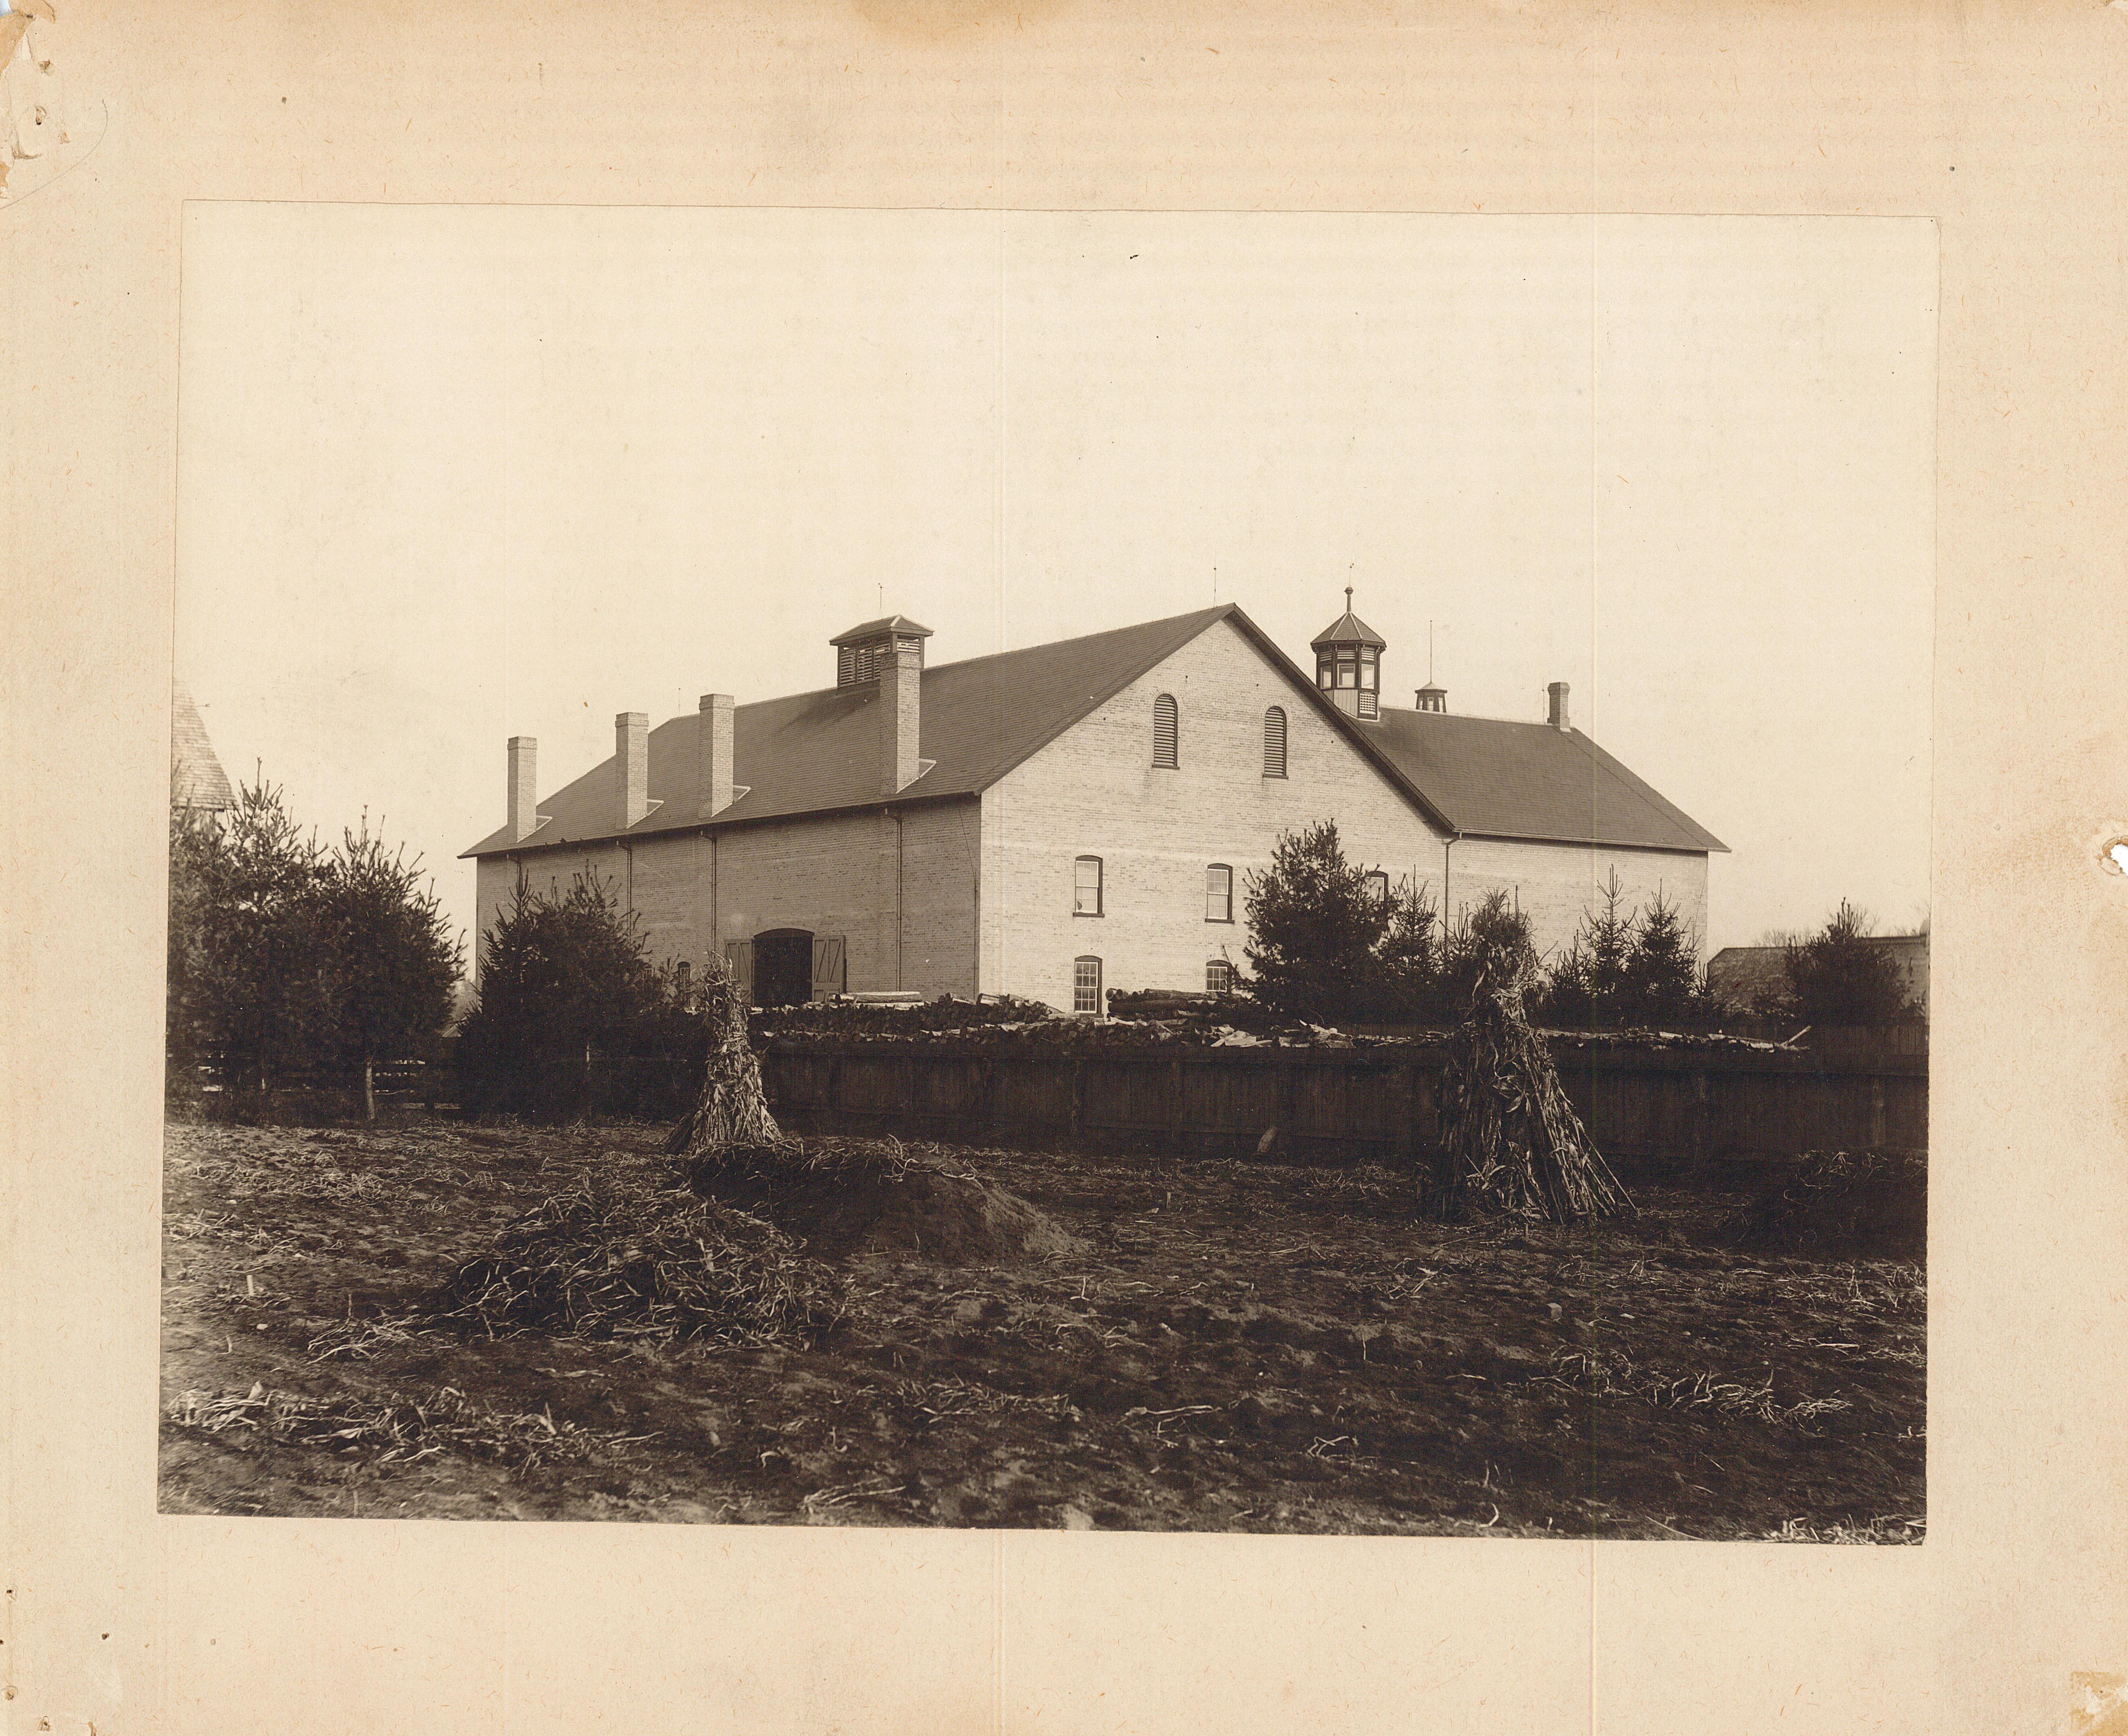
(1263, 706, 1288, 778)
(1152, 693, 1179, 768)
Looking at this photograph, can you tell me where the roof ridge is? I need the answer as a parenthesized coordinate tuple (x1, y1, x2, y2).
(680, 605, 1238, 722)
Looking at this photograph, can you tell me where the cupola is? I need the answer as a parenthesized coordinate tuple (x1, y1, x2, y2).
(1309, 587, 1387, 720)
(831, 614, 933, 687)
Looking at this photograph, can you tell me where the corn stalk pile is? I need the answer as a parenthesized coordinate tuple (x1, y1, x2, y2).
(666, 954, 790, 1156)
(1427, 965, 1635, 1224)
(431, 1175, 846, 1344)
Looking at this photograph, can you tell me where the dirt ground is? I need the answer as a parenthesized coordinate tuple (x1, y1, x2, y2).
(159, 1116, 1925, 1538)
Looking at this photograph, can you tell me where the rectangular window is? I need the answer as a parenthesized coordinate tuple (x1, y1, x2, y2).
(1336, 654, 1356, 688)
(1205, 864, 1233, 923)
(1359, 689, 1379, 720)
(1359, 647, 1378, 689)
(1317, 660, 1334, 689)
(1073, 956, 1103, 1015)
(1074, 855, 1103, 916)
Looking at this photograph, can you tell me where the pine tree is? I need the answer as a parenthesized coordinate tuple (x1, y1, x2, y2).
(1623, 890, 1704, 1030)
(185, 780, 326, 1106)
(1374, 878, 1443, 1021)
(455, 873, 671, 1119)
(1239, 820, 1391, 1023)
(1440, 889, 1538, 1015)
(315, 824, 463, 1120)
(1782, 900, 1911, 1027)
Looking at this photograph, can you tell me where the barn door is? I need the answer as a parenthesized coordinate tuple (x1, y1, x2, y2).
(810, 934, 847, 1001)
(752, 928, 814, 1008)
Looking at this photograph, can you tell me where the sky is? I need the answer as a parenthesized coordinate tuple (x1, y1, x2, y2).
(174, 206, 1936, 964)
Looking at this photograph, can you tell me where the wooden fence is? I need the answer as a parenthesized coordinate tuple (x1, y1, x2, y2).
(760, 1038, 1927, 1172)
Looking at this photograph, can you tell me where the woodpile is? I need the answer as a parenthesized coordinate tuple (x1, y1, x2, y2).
(1428, 964, 1635, 1224)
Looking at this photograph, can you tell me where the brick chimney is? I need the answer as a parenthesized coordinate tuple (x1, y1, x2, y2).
(507, 736, 537, 841)
(1547, 681, 1571, 731)
(698, 693, 735, 817)
(614, 711, 649, 829)
(879, 646, 921, 795)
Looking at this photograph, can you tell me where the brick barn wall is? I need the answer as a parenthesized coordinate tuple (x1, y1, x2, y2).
(475, 799, 982, 1000)
(1444, 835, 1711, 966)
(980, 615, 1449, 1010)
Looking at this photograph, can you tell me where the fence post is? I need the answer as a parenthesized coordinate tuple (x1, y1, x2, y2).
(1869, 1075, 1887, 1149)
(1069, 1058, 1087, 1145)
(1395, 1061, 1418, 1167)
(1689, 1068, 1710, 1171)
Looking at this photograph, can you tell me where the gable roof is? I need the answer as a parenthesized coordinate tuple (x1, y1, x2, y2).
(1366, 706, 1728, 853)
(464, 607, 1240, 858)
(830, 614, 933, 645)
(171, 679, 235, 812)
(462, 604, 1722, 861)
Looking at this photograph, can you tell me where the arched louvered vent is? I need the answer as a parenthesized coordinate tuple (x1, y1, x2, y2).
(1263, 706, 1288, 778)
(1153, 694, 1179, 768)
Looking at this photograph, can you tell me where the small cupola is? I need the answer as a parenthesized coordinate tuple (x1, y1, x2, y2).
(1310, 586, 1387, 720)
(1414, 683, 1448, 714)
(830, 613, 934, 687)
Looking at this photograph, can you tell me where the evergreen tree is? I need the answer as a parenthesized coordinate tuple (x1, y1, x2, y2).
(1782, 900, 1911, 1027)
(185, 780, 327, 1104)
(1622, 890, 1705, 1029)
(1537, 870, 1633, 1028)
(1374, 878, 1443, 1021)
(455, 873, 675, 1118)
(1239, 820, 1392, 1023)
(315, 824, 464, 1119)
(1440, 890, 1539, 1014)
(166, 789, 223, 1099)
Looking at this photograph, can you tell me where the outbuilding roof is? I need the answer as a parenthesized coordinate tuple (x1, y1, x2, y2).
(462, 605, 1723, 859)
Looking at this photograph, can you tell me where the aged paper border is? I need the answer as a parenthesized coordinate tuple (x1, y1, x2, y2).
(5, 2, 2125, 1731)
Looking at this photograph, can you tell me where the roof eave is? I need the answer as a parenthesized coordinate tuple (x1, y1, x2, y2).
(461, 785, 981, 859)
(1452, 827, 1730, 855)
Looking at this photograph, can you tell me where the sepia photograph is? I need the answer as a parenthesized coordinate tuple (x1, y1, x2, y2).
(160, 204, 1933, 1537)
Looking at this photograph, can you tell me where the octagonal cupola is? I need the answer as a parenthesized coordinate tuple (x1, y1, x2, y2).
(831, 613, 933, 687)
(1310, 586, 1387, 720)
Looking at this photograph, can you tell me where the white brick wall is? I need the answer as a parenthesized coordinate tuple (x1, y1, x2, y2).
(1444, 835, 1710, 968)
(472, 801, 981, 1000)
(980, 616, 1450, 1009)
